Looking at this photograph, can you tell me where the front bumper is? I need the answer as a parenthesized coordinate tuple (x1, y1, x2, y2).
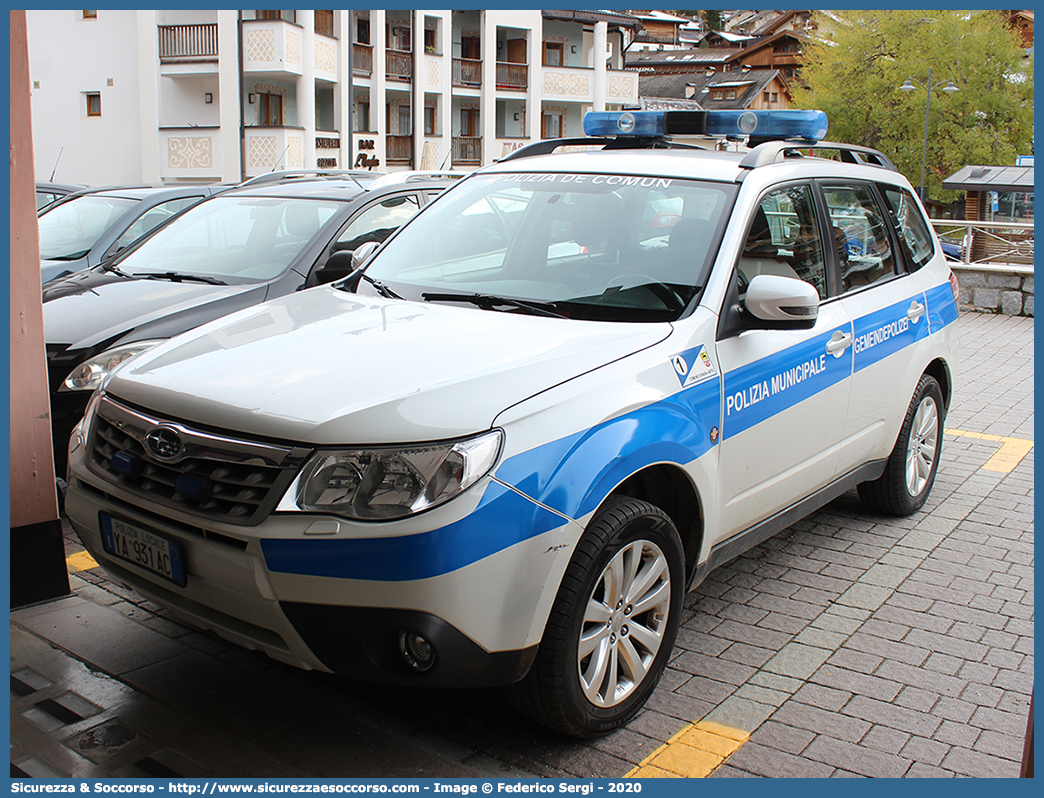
(64, 448, 578, 687)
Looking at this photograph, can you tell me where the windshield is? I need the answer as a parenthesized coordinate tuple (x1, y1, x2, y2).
(38, 195, 137, 260)
(358, 172, 735, 321)
(112, 195, 344, 282)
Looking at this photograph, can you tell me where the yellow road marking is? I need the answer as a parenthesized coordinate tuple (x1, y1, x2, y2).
(626, 721, 749, 778)
(945, 429, 1034, 473)
(66, 550, 99, 572)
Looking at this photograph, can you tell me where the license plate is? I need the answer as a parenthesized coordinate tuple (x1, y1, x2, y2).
(100, 513, 186, 587)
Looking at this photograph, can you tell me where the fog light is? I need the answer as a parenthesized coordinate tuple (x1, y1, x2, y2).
(398, 630, 435, 672)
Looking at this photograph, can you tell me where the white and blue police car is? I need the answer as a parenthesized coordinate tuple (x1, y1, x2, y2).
(65, 109, 960, 737)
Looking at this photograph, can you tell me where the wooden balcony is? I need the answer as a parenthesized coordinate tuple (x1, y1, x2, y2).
(386, 135, 413, 164)
(453, 58, 482, 87)
(159, 24, 218, 63)
(496, 61, 528, 90)
(386, 49, 412, 82)
(452, 136, 481, 165)
(353, 42, 372, 75)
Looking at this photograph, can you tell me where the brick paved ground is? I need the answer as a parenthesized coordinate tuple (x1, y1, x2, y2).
(11, 312, 1033, 778)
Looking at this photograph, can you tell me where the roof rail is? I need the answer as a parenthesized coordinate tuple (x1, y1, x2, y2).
(498, 136, 706, 162)
(238, 169, 384, 187)
(365, 170, 469, 190)
(739, 140, 897, 171)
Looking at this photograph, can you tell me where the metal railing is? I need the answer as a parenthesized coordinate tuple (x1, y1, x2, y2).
(930, 219, 1034, 268)
(158, 24, 218, 62)
(386, 49, 412, 81)
(452, 136, 481, 164)
(496, 61, 528, 90)
(453, 57, 482, 87)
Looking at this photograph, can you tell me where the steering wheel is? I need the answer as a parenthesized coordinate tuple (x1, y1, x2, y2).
(606, 273, 686, 310)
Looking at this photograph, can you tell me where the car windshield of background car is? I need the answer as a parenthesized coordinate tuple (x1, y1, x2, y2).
(360, 173, 736, 322)
(38, 195, 137, 260)
(116, 196, 343, 282)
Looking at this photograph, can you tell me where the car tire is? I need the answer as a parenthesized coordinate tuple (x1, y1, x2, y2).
(507, 496, 684, 737)
(858, 374, 944, 516)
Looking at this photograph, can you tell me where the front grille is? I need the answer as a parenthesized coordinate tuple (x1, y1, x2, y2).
(86, 395, 312, 526)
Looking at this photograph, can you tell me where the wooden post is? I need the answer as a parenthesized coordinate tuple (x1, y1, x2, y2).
(9, 10, 70, 607)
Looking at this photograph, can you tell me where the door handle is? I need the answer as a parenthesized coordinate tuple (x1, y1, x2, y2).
(907, 300, 925, 322)
(826, 330, 853, 356)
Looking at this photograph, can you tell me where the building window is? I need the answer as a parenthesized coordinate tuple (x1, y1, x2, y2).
(712, 90, 723, 100)
(85, 92, 101, 117)
(460, 35, 480, 60)
(356, 18, 370, 45)
(541, 109, 563, 139)
(82, 10, 97, 20)
(771, 92, 778, 103)
(397, 105, 411, 135)
(257, 11, 295, 23)
(355, 101, 370, 132)
(543, 41, 563, 67)
(257, 91, 283, 125)
(424, 106, 437, 136)
(390, 25, 411, 52)
(460, 107, 479, 137)
(424, 28, 437, 53)
(725, 90, 736, 99)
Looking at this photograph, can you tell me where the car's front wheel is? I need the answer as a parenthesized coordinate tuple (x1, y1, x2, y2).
(858, 373, 945, 516)
(508, 496, 684, 737)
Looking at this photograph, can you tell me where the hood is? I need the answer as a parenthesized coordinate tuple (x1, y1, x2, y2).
(105, 287, 671, 444)
(41, 257, 87, 285)
(43, 270, 268, 352)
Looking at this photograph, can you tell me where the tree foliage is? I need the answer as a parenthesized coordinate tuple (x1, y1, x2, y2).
(792, 10, 1033, 203)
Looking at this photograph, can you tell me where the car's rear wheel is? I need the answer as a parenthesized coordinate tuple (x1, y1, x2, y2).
(858, 374, 944, 516)
(507, 496, 684, 737)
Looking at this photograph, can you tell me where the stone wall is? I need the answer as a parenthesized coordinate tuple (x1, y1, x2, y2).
(952, 264, 1034, 316)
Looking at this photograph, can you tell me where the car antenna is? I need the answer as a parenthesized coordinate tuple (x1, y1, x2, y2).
(270, 143, 292, 172)
(49, 146, 64, 181)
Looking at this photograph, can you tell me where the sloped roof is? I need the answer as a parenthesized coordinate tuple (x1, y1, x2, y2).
(639, 69, 789, 110)
(942, 165, 1034, 193)
(542, 9, 643, 29)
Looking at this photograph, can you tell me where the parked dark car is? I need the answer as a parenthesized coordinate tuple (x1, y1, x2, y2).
(36, 181, 89, 211)
(939, 237, 963, 261)
(44, 171, 460, 477)
(38, 184, 232, 284)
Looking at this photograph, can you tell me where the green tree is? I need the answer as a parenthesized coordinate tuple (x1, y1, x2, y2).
(792, 10, 1033, 203)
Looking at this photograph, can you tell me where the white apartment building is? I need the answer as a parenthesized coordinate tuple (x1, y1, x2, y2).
(27, 9, 641, 185)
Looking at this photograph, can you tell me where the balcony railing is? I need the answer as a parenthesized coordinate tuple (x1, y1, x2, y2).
(930, 219, 1034, 267)
(386, 135, 412, 164)
(453, 58, 482, 87)
(159, 24, 218, 62)
(496, 62, 528, 90)
(452, 136, 481, 164)
(353, 42, 372, 75)
(386, 49, 412, 81)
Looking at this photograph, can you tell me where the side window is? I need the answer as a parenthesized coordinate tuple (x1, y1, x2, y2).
(114, 196, 202, 251)
(881, 186, 934, 271)
(333, 194, 421, 253)
(738, 184, 826, 300)
(822, 184, 897, 292)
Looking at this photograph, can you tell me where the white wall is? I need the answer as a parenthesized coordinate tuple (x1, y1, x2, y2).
(27, 10, 144, 185)
(158, 76, 221, 128)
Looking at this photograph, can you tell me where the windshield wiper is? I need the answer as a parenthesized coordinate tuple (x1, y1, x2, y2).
(359, 273, 404, 299)
(422, 292, 567, 319)
(134, 271, 228, 286)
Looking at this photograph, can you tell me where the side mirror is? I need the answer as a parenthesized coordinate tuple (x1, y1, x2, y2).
(352, 240, 380, 270)
(744, 274, 819, 324)
(314, 250, 356, 285)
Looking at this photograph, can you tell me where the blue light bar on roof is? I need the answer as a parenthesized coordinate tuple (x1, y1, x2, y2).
(583, 109, 829, 142)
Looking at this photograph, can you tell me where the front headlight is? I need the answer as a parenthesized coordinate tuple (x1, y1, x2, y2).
(281, 430, 503, 520)
(62, 340, 165, 392)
